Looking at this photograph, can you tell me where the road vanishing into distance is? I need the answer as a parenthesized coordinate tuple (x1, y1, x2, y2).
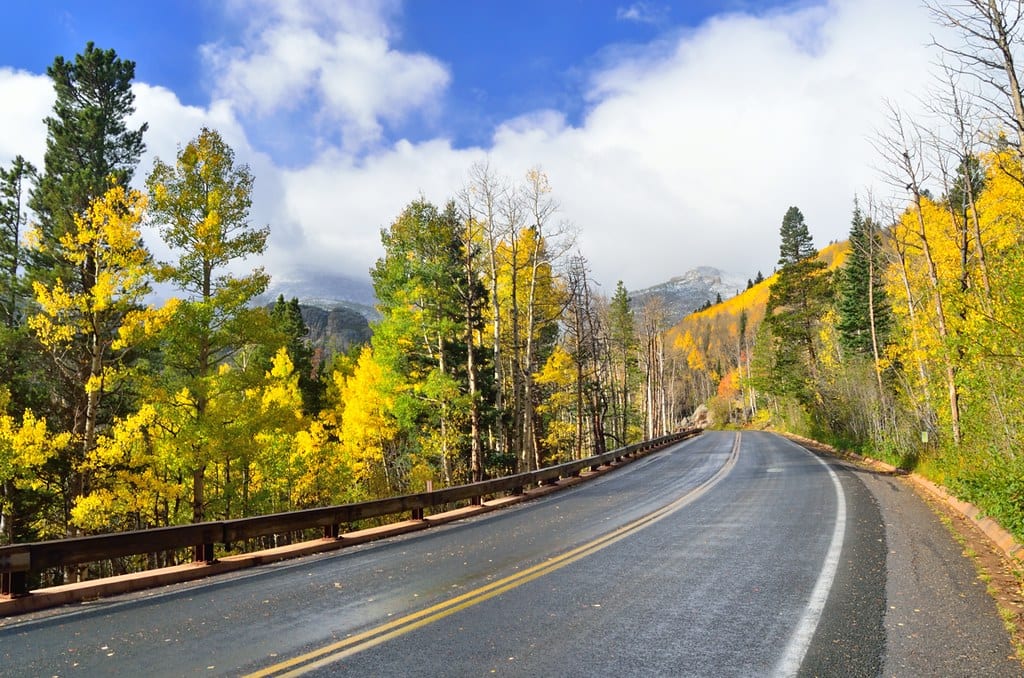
(1, 431, 1019, 677)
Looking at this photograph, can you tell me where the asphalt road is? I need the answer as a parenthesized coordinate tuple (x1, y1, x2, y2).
(0, 431, 1018, 676)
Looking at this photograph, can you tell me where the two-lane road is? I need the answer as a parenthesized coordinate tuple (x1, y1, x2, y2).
(0, 431, 1016, 676)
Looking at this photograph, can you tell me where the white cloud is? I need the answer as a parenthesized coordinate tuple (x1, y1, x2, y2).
(270, 0, 943, 290)
(616, 3, 668, 25)
(0, 68, 53, 169)
(0, 0, 951, 296)
(202, 0, 449, 151)
(206, 0, 948, 290)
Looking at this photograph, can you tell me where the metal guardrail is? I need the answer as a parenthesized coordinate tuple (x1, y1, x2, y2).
(0, 429, 700, 598)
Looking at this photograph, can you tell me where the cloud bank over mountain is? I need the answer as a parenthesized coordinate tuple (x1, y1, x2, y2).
(0, 1, 942, 292)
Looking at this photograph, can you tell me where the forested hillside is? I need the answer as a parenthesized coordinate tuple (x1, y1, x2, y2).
(677, 22, 1024, 542)
(0, 47, 674, 575)
(4, 1, 1024, 582)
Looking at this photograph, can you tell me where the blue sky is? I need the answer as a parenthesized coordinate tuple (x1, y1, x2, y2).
(0, 1, 940, 292)
(4, 1, 803, 160)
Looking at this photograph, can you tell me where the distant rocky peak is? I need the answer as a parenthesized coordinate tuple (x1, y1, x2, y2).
(629, 267, 751, 324)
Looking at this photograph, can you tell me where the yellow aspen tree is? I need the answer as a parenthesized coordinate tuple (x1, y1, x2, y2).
(288, 419, 355, 508)
(28, 183, 173, 536)
(877, 106, 962, 444)
(245, 348, 305, 514)
(70, 404, 183, 533)
(146, 127, 270, 523)
(534, 345, 578, 461)
(337, 347, 401, 497)
(0, 389, 72, 542)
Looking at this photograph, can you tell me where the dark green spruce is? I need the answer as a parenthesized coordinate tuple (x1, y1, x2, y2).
(836, 200, 892, 357)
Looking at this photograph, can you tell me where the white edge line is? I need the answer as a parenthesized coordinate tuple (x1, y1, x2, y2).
(774, 439, 848, 677)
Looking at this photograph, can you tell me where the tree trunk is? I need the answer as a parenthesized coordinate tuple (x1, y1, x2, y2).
(912, 199, 963, 444)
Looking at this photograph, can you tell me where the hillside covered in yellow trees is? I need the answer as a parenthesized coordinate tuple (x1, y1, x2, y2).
(669, 240, 848, 423)
(674, 152, 1024, 544)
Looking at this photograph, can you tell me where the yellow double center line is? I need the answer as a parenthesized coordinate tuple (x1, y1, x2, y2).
(247, 433, 740, 677)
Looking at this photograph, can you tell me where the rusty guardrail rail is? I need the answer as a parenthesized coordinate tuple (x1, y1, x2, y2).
(0, 429, 700, 599)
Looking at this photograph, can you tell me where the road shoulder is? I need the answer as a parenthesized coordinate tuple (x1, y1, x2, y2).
(791, 437, 1023, 676)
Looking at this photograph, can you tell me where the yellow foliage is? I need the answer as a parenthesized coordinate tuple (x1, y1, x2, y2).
(288, 417, 354, 507)
(535, 345, 574, 386)
(338, 347, 398, 483)
(717, 368, 741, 399)
(687, 348, 706, 371)
(261, 348, 302, 416)
(2, 410, 69, 470)
(115, 298, 181, 350)
(670, 240, 848, 399)
(70, 491, 119, 532)
(0, 408, 71, 504)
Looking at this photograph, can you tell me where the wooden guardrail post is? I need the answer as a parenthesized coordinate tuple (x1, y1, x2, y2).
(1, 549, 30, 597)
(194, 542, 216, 564)
(1, 570, 28, 597)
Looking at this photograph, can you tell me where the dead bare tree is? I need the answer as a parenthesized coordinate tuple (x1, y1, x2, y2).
(926, 0, 1024, 151)
(637, 296, 669, 439)
(460, 161, 512, 465)
(873, 103, 962, 444)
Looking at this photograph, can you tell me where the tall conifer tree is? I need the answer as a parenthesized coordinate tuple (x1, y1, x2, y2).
(29, 42, 147, 284)
(837, 201, 891, 357)
(0, 157, 36, 328)
(766, 206, 832, 404)
(271, 296, 323, 415)
(23, 44, 148, 540)
(777, 206, 816, 267)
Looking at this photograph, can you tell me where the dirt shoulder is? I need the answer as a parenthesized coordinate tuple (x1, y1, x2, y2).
(789, 434, 1024, 669)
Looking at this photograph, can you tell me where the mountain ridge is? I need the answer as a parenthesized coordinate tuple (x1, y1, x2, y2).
(629, 266, 753, 324)
(264, 265, 756, 347)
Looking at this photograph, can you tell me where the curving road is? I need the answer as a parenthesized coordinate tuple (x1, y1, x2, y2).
(0, 431, 1018, 676)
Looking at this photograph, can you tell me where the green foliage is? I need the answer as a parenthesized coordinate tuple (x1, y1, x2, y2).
(777, 206, 816, 267)
(946, 452, 1024, 543)
(836, 201, 891, 356)
(369, 198, 492, 485)
(29, 42, 147, 288)
(271, 296, 324, 415)
(765, 209, 833, 405)
(0, 156, 36, 328)
(607, 280, 640, 444)
(143, 127, 273, 523)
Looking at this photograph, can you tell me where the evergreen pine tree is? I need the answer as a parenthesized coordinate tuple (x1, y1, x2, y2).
(29, 42, 147, 285)
(0, 157, 36, 328)
(766, 206, 832, 404)
(777, 206, 816, 267)
(20, 44, 148, 539)
(607, 281, 636, 445)
(271, 296, 324, 415)
(836, 201, 892, 356)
